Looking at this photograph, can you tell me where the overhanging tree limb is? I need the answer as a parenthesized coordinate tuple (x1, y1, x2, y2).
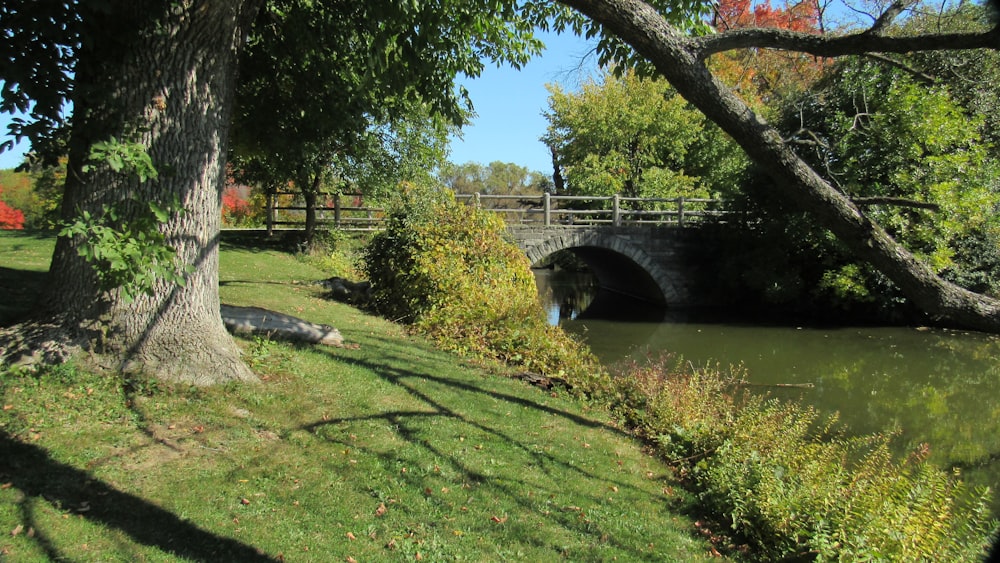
(693, 24, 1000, 58)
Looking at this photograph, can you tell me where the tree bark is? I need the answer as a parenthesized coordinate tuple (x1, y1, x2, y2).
(33, 1, 265, 383)
(559, 0, 1000, 332)
(302, 174, 321, 246)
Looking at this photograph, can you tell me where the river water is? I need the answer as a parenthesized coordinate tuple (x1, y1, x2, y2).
(535, 268, 1000, 509)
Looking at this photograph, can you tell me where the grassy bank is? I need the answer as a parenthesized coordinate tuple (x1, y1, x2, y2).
(0, 231, 716, 561)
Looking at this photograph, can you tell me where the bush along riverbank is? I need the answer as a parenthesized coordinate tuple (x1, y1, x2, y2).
(357, 188, 998, 561)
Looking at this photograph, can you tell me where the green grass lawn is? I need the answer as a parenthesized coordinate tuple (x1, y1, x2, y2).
(0, 231, 719, 561)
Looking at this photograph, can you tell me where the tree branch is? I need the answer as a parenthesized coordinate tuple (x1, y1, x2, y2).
(852, 197, 941, 211)
(694, 26, 1000, 59)
(861, 52, 937, 85)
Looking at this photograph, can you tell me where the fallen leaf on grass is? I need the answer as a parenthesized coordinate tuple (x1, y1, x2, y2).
(346, 532, 356, 541)
(490, 515, 507, 523)
(11, 524, 22, 536)
(375, 502, 387, 517)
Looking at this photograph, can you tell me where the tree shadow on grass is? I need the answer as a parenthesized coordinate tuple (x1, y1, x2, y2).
(298, 344, 694, 559)
(219, 230, 308, 253)
(0, 267, 45, 325)
(351, 334, 629, 435)
(0, 432, 279, 562)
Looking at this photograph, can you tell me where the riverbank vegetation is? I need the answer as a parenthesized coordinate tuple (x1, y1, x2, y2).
(609, 355, 996, 561)
(357, 195, 997, 560)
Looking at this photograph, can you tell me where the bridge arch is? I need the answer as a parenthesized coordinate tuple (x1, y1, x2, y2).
(509, 226, 692, 307)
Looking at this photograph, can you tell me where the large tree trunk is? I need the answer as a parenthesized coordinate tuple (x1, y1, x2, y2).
(559, 0, 1000, 332)
(33, 1, 265, 383)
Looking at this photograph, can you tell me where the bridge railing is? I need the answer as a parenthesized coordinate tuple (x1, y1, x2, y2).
(258, 191, 727, 232)
(455, 193, 727, 227)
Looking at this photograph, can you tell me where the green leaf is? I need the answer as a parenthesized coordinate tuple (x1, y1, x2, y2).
(148, 201, 170, 223)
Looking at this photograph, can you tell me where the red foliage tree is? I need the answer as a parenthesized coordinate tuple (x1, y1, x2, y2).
(221, 185, 253, 226)
(0, 197, 25, 230)
(221, 165, 255, 227)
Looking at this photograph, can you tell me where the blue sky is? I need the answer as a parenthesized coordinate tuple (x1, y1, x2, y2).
(0, 30, 600, 172)
(0, 115, 28, 169)
(448, 30, 600, 174)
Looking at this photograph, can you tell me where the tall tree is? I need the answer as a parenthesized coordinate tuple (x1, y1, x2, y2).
(23, 2, 263, 383)
(0, 0, 543, 383)
(542, 69, 725, 202)
(794, 58, 1000, 282)
(555, 0, 1000, 332)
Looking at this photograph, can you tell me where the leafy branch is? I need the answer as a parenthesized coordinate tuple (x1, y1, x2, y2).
(60, 137, 191, 302)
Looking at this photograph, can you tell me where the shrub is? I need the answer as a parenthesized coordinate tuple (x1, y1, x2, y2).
(0, 197, 24, 230)
(362, 183, 606, 388)
(607, 354, 997, 561)
(0, 185, 25, 230)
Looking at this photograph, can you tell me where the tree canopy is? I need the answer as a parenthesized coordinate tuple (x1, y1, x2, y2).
(542, 68, 744, 202)
(440, 160, 550, 198)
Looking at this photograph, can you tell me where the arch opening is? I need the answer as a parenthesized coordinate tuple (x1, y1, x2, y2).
(531, 245, 669, 322)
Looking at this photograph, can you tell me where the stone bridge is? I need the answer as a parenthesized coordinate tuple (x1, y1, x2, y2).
(507, 224, 712, 307)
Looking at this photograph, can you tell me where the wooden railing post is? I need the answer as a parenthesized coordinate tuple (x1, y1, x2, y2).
(612, 194, 621, 227)
(333, 193, 342, 229)
(543, 192, 551, 226)
(474, 192, 481, 208)
(677, 197, 685, 227)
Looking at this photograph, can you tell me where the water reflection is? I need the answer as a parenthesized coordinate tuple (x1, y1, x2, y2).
(535, 269, 1000, 512)
(534, 268, 598, 324)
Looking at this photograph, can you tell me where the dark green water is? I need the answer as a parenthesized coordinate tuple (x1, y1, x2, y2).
(535, 269, 1000, 507)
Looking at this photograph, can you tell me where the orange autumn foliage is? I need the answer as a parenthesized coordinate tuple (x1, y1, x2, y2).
(714, 0, 820, 32)
(709, 0, 828, 107)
